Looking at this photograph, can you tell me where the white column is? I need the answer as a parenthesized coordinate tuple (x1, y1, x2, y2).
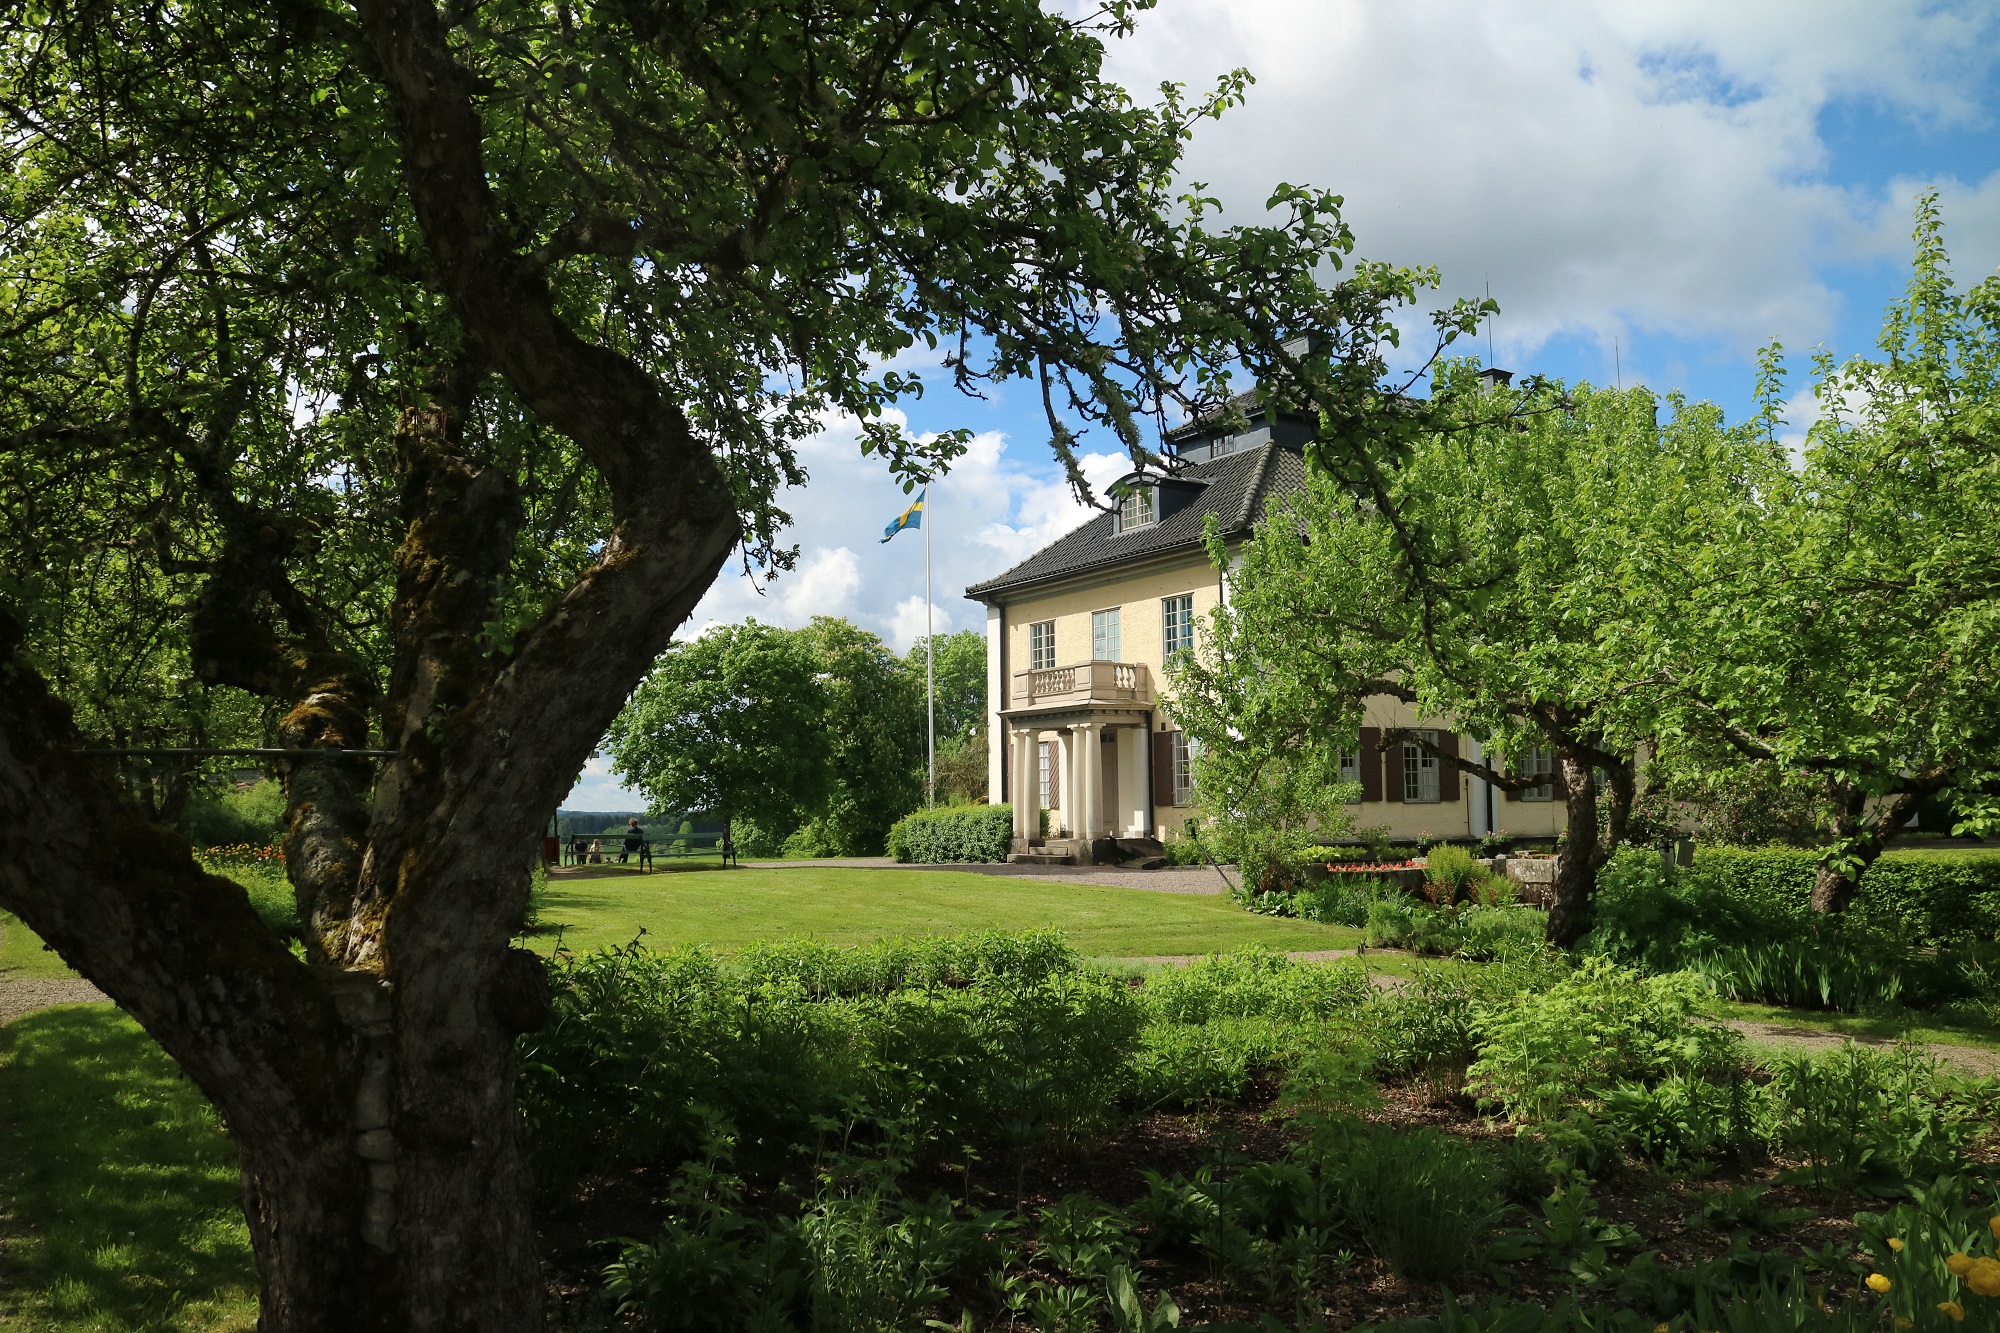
(986, 603, 1005, 803)
(1011, 728, 1037, 841)
(1467, 737, 1491, 840)
(1056, 729, 1077, 838)
(1074, 722, 1102, 839)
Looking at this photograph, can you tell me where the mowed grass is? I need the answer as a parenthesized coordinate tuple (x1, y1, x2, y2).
(527, 865, 1364, 957)
(0, 1007, 257, 1333)
(1, 912, 78, 980)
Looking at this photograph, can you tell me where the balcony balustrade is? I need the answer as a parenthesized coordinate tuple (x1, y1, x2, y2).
(1010, 659, 1153, 710)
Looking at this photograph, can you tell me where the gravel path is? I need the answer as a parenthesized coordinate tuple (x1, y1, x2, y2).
(0, 977, 109, 1026)
(0, 916, 109, 1026)
(1725, 1019, 2000, 1076)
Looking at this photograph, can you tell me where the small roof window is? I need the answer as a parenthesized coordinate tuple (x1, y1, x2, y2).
(1114, 483, 1157, 533)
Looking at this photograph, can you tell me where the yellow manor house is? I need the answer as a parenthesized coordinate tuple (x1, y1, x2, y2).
(964, 392, 1567, 865)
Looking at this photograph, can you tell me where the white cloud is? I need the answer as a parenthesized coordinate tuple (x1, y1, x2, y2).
(682, 413, 1123, 652)
(1098, 0, 1999, 365)
(563, 755, 643, 812)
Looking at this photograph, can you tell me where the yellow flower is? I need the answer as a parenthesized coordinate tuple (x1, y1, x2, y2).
(1654, 1325, 1668, 1333)
(1938, 1302, 1965, 1323)
(1948, 1253, 1975, 1277)
(1888, 1237, 1905, 1252)
(1967, 1256, 2000, 1298)
(1867, 1274, 1893, 1294)
(1991, 1216, 2000, 1240)
(1897, 1320, 1912, 1330)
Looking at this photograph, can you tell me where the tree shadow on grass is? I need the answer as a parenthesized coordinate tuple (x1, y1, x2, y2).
(0, 1005, 256, 1331)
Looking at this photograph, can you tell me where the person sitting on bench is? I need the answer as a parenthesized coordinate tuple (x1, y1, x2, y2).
(619, 817, 644, 864)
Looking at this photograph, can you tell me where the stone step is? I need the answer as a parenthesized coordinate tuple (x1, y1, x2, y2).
(1007, 852, 1077, 866)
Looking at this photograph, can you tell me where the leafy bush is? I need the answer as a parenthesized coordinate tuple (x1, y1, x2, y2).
(178, 778, 287, 847)
(1588, 849, 2000, 1012)
(518, 935, 1143, 1180)
(1129, 954, 1375, 1108)
(886, 803, 1014, 863)
(1365, 899, 1546, 960)
(1467, 958, 1741, 1122)
(1596, 1071, 1761, 1165)
(1422, 843, 1489, 904)
(1707, 846, 2000, 948)
(1306, 1121, 1505, 1283)
(1139, 952, 1373, 1026)
(1760, 1043, 2000, 1191)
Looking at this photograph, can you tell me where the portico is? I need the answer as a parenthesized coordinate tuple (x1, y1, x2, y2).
(1001, 660, 1159, 862)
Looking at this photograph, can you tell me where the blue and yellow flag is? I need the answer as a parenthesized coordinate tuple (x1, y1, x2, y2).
(881, 488, 925, 543)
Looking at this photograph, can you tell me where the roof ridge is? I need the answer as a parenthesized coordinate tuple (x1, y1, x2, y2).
(1229, 443, 1278, 530)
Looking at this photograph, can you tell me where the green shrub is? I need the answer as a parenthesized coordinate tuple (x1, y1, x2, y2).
(1139, 952, 1373, 1026)
(1589, 848, 2000, 1012)
(177, 777, 287, 847)
(1422, 843, 1489, 904)
(1467, 958, 1741, 1122)
(1690, 846, 2000, 948)
(1759, 1043, 2000, 1191)
(1309, 1122, 1504, 1283)
(886, 803, 1014, 863)
(518, 935, 1144, 1180)
(1365, 899, 1547, 960)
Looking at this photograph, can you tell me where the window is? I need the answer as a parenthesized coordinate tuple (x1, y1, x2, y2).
(1029, 620, 1057, 671)
(1338, 751, 1361, 802)
(1090, 608, 1122, 661)
(1402, 730, 1441, 803)
(1171, 731, 1196, 807)
(1162, 594, 1195, 660)
(1116, 485, 1157, 531)
(1039, 740, 1056, 810)
(1520, 748, 1556, 802)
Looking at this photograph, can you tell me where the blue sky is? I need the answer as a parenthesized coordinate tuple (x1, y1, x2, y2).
(564, 0, 2000, 810)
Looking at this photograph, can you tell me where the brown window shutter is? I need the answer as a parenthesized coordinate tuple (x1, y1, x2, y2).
(1152, 730, 1176, 806)
(1358, 727, 1382, 802)
(1383, 731, 1402, 802)
(1438, 731, 1460, 769)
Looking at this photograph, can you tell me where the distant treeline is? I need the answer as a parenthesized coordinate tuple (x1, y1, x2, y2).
(554, 811, 724, 840)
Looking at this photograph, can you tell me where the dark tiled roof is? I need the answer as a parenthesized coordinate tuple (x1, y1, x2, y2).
(1163, 389, 1265, 443)
(965, 444, 1307, 600)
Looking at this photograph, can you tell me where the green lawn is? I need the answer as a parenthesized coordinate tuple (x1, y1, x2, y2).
(528, 864, 1364, 957)
(0, 1007, 256, 1332)
(0, 912, 75, 979)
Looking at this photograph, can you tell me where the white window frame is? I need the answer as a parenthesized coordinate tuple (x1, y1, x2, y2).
(1338, 751, 1361, 802)
(1402, 730, 1441, 804)
(1039, 740, 1054, 810)
(1161, 594, 1195, 660)
(1116, 485, 1157, 532)
(1171, 731, 1196, 807)
(1521, 747, 1556, 802)
(1028, 620, 1057, 671)
(1090, 607, 1122, 662)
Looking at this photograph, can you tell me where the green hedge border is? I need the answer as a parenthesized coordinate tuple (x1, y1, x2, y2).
(1688, 846, 2000, 946)
(887, 804, 1015, 864)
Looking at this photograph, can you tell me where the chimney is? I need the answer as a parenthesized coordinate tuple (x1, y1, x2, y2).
(1478, 368, 1514, 394)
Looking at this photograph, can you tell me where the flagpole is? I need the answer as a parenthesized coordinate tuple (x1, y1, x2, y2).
(925, 484, 936, 809)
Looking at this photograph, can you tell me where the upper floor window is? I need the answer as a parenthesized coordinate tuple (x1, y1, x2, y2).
(1029, 619, 1057, 671)
(1091, 608, 1122, 661)
(1402, 729, 1441, 803)
(1162, 594, 1195, 660)
(1116, 485, 1157, 532)
(1519, 748, 1556, 802)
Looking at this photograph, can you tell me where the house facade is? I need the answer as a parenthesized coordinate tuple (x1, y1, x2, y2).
(965, 398, 1567, 860)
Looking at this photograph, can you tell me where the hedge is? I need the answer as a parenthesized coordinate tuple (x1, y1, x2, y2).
(887, 803, 1015, 864)
(1685, 846, 2000, 947)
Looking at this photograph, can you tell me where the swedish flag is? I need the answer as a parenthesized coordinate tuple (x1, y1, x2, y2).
(881, 488, 925, 543)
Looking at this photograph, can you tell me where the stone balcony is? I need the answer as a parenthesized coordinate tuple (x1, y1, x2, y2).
(1009, 659, 1154, 711)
